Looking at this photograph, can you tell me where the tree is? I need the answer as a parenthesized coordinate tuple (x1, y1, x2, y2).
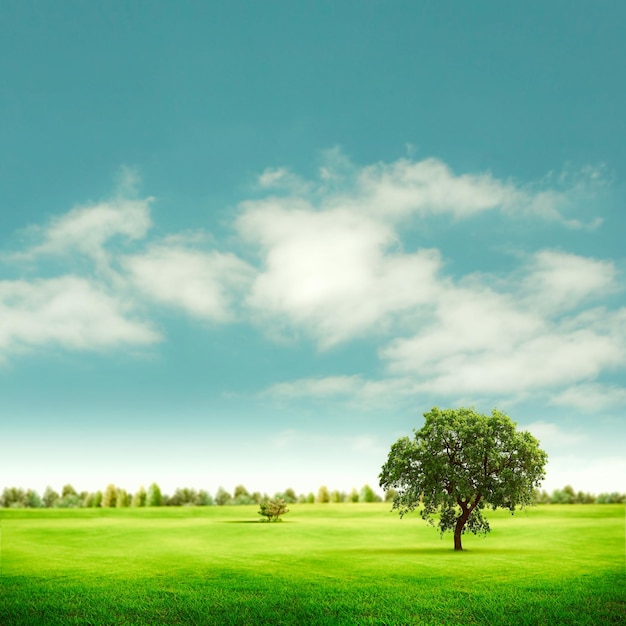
(25, 489, 42, 508)
(42, 486, 59, 508)
(61, 484, 77, 498)
(279, 488, 298, 504)
(330, 489, 343, 503)
(101, 484, 117, 508)
(384, 488, 398, 503)
(359, 484, 381, 503)
(215, 487, 232, 506)
(379, 407, 547, 551)
(132, 486, 147, 507)
(317, 485, 330, 503)
(146, 483, 163, 507)
(1, 487, 26, 508)
(84, 491, 102, 508)
(233, 485, 255, 505)
(196, 490, 213, 506)
(258, 497, 289, 522)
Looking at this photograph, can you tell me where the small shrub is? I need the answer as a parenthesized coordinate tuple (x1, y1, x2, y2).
(258, 497, 289, 522)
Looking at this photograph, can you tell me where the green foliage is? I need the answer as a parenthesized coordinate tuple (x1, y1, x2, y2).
(1, 487, 26, 508)
(56, 493, 82, 508)
(596, 491, 626, 504)
(279, 488, 298, 504)
(42, 486, 59, 508)
(83, 491, 102, 508)
(146, 483, 163, 507)
(214, 486, 232, 506)
(384, 488, 398, 502)
(233, 485, 250, 499)
(316, 485, 330, 503)
(359, 484, 381, 503)
(101, 484, 117, 508)
(258, 497, 289, 522)
(330, 489, 343, 503)
(132, 486, 147, 507)
(115, 488, 130, 508)
(380, 406, 548, 550)
(168, 487, 197, 506)
(61, 484, 77, 498)
(25, 489, 42, 508)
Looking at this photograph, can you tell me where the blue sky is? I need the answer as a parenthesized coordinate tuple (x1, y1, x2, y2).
(1, 1, 624, 497)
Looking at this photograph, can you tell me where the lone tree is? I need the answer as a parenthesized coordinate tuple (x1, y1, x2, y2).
(379, 407, 547, 551)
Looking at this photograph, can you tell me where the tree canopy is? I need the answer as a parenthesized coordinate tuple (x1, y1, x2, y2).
(379, 407, 548, 550)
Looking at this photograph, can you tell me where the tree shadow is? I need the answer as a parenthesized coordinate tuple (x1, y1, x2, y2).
(218, 519, 291, 526)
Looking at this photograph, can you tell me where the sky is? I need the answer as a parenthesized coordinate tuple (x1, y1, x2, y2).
(1, 1, 625, 498)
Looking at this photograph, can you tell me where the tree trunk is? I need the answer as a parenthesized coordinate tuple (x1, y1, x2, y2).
(454, 494, 481, 551)
(453, 515, 466, 551)
(454, 527, 463, 551)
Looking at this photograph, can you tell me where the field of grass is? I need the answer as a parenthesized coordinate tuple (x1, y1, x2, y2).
(0, 503, 623, 625)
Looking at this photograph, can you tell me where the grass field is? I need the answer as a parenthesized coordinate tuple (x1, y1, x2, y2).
(0, 503, 624, 625)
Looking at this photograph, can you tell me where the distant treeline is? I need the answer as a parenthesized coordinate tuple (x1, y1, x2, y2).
(0, 483, 623, 509)
(534, 485, 625, 505)
(0, 483, 385, 509)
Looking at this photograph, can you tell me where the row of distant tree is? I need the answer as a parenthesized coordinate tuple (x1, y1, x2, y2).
(0, 483, 385, 509)
(534, 485, 625, 504)
(0, 483, 623, 509)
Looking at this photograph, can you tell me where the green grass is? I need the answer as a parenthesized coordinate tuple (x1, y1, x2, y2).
(1, 504, 624, 625)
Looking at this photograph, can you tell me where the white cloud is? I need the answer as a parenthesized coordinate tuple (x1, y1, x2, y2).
(267, 375, 365, 398)
(257, 167, 303, 190)
(237, 203, 442, 346)
(0, 276, 160, 358)
(348, 157, 521, 219)
(375, 244, 624, 398)
(236, 155, 610, 351)
(521, 250, 618, 313)
(17, 197, 153, 268)
(311, 156, 606, 227)
(1, 153, 620, 401)
(550, 383, 626, 411)
(523, 421, 586, 449)
(265, 374, 419, 409)
(123, 244, 254, 321)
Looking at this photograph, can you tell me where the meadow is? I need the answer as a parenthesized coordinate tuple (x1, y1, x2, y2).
(0, 503, 623, 625)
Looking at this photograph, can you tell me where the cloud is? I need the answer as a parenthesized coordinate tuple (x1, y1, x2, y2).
(550, 383, 626, 411)
(523, 421, 586, 449)
(521, 250, 618, 313)
(376, 246, 624, 398)
(267, 375, 366, 398)
(383, 288, 624, 396)
(349, 157, 521, 219)
(16, 197, 153, 269)
(237, 202, 442, 346)
(123, 243, 254, 321)
(1, 152, 620, 399)
(236, 154, 610, 349)
(264, 374, 420, 409)
(0, 276, 160, 359)
(313, 156, 606, 227)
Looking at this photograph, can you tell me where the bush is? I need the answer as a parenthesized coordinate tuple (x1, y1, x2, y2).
(258, 497, 289, 522)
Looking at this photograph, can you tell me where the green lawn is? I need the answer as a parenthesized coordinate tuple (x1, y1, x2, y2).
(1, 504, 623, 625)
